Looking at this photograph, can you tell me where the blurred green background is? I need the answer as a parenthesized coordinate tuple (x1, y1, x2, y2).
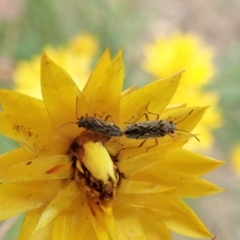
(0, 0, 239, 239)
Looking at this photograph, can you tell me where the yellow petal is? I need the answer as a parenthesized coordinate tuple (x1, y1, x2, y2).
(0, 155, 72, 182)
(149, 71, 185, 113)
(120, 71, 182, 127)
(170, 177, 224, 197)
(0, 180, 61, 220)
(164, 103, 187, 112)
(119, 179, 174, 194)
(19, 206, 53, 240)
(101, 204, 118, 240)
(0, 148, 34, 168)
(52, 194, 91, 240)
(137, 208, 171, 240)
(118, 193, 213, 238)
(34, 180, 79, 232)
(121, 85, 135, 98)
(159, 148, 225, 176)
(86, 50, 124, 123)
(0, 89, 50, 125)
(118, 150, 165, 175)
(161, 198, 214, 238)
(114, 204, 146, 240)
(41, 52, 86, 138)
(130, 163, 223, 197)
(82, 226, 98, 240)
(83, 49, 111, 101)
(88, 200, 109, 240)
(161, 106, 208, 133)
(0, 112, 70, 156)
(117, 140, 185, 176)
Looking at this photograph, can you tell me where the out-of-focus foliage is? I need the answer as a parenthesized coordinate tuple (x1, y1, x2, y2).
(0, 0, 143, 85)
(209, 44, 240, 154)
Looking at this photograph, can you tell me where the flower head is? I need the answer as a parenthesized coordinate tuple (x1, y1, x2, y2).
(231, 143, 240, 175)
(0, 49, 224, 239)
(142, 31, 222, 151)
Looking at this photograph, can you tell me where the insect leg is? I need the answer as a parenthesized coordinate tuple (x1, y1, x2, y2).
(146, 138, 158, 152)
(112, 139, 148, 159)
(94, 112, 105, 119)
(133, 139, 147, 148)
(92, 112, 117, 125)
(104, 115, 116, 124)
(118, 137, 159, 157)
(125, 105, 161, 125)
(125, 113, 149, 124)
(146, 106, 160, 120)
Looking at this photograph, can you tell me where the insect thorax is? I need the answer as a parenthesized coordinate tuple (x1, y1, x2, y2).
(154, 120, 176, 135)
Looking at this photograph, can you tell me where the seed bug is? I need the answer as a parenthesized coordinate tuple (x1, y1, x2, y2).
(60, 98, 123, 137)
(121, 107, 199, 153)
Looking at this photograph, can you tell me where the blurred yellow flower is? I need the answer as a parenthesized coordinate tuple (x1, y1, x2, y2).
(0, 50, 224, 239)
(231, 143, 240, 175)
(14, 34, 98, 99)
(142, 32, 222, 151)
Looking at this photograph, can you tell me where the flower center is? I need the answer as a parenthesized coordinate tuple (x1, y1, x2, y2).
(70, 132, 121, 204)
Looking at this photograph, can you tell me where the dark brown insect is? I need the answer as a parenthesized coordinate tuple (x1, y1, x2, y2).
(77, 114, 123, 137)
(122, 108, 199, 151)
(60, 98, 123, 137)
(124, 119, 176, 139)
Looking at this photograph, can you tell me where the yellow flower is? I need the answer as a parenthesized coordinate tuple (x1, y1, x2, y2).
(142, 31, 222, 151)
(0, 50, 224, 240)
(14, 34, 98, 99)
(231, 143, 240, 175)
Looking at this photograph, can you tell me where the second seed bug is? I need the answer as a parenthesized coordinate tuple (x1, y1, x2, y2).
(122, 107, 200, 152)
(60, 98, 124, 137)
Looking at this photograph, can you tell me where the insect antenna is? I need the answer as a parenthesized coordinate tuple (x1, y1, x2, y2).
(59, 97, 81, 129)
(174, 109, 194, 125)
(75, 97, 80, 120)
(170, 109, 200, 142)
(58, 121, 78, 128)
(175, 129, 200, 142)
